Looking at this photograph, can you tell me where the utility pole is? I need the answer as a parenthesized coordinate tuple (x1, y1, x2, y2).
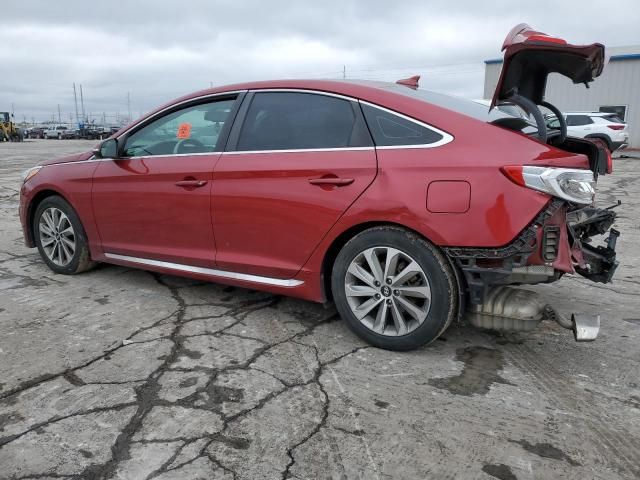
(57, 104, 62, 123)
(73, 83, 80, 126)
(343, 65, 346, 79)
(79, 84, 86, 124)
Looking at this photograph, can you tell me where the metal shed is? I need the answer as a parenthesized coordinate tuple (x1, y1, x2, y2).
(484, 46, 640, 148)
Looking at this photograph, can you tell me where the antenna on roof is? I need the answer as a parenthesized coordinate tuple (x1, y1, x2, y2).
(396, 75, 420, 89)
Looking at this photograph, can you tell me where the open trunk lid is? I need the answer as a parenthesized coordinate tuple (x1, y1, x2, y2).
(490, 24, 606, 109)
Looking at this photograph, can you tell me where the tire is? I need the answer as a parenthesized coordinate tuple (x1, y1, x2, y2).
(33, 195, 97, 275)
(331, 226, 458, 351)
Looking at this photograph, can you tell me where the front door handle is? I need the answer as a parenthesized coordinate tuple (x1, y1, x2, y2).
(308, 177, 354, 186)
(175, 180, 208, 188)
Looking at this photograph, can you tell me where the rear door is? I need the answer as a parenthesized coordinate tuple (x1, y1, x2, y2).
(212, 90, 376, 279)
(92, 94, 240, 268)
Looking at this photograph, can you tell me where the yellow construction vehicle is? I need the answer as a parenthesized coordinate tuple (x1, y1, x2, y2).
(0, 112, 23, 142)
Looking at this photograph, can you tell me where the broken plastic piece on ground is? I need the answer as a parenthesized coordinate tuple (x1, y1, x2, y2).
(572, 313, 600, 341)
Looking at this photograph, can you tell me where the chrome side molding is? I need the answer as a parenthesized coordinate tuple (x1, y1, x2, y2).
(104, 253, 304, 287)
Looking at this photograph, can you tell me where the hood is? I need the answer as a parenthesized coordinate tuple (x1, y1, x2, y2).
(39, 150, 94, 166)
(491, 24, 605, 109)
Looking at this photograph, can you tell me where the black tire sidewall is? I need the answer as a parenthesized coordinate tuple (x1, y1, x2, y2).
(331, 228, 455, 351)
(33, 196, 90, 275)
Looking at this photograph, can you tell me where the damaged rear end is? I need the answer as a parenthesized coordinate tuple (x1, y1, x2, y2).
(452, 24, 620, 341)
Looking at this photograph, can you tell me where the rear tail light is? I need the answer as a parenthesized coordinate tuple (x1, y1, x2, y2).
(607, 125, 625, 130)
(501, 166, 596, 204)
(526, 34, 568, 45)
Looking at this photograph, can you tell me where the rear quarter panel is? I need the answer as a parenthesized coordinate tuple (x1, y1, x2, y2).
(296, 95, 591, 300)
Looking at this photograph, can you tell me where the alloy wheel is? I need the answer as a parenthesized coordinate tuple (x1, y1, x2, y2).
(39, 207, 76, 267)
(344, 246, 431, 336)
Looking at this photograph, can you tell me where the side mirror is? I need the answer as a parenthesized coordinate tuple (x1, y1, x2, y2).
(94, 138, 118, 159)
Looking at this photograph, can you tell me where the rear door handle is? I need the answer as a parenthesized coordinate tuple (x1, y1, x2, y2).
(308, 177, 354, 186)
(175, 180, 208, 188)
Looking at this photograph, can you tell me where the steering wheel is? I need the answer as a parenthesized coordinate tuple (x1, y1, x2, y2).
(540, 101, 567, 144)
(173, 138, 205, 154)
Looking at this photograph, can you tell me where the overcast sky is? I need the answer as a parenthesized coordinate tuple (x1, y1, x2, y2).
(3, 0, 639, 124)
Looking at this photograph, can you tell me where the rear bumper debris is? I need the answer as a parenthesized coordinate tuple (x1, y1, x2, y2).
(446, 199, 620, 305)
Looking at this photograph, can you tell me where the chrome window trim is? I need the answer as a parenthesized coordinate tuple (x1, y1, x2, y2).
(46, 157, 104, 166)
(248, 88, 356, 102)
(359, 100, 454, 149)
(223, 146, 375, 155)
(115, 90, 246, 141)
(104, 253, 304, 287)
(51, 88, 453, 164)
(125, 151, 220, 160)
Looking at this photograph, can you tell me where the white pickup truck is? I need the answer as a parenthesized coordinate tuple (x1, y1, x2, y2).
(44, 125, 69, 139)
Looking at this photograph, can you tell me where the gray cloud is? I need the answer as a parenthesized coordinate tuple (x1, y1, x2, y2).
(2, 0, 639, 124)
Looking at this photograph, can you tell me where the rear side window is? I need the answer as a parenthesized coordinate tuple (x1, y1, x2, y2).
(361, 103, 444, 147)
(602, 114, 624, 123)
(566, 115, 593, 126)
(237, 92, 364, 151)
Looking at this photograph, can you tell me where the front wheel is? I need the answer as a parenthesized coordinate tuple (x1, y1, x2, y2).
(331, 227, 458, 351)
(33, 196, 97, 274)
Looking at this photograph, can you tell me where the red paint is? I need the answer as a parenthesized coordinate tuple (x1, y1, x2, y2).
(91, 154, 219, 267)
(18, 78, 599, 303)
(212, 149, 377, 279)
(492, 23, 605, 109)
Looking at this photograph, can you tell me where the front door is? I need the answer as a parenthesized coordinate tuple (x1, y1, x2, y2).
(212, 91, 377, 279)
(92, 95, 238, 268)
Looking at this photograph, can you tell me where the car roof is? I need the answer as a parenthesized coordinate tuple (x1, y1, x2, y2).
(564, 112, 616, 116)
(119, 79, 517, 134)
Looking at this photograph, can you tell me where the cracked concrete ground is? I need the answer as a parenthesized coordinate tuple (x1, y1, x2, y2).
(0, 140, 639, 480)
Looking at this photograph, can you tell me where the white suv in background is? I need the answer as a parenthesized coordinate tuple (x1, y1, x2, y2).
(548, 112, 629, 151)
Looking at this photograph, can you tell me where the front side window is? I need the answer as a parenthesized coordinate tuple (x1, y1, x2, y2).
(361, 103, 444, 147)
(236, 92, 360, 151)
(123, 98, 235, 157)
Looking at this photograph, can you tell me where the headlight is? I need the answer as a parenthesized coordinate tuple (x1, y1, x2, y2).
(21, 166, 42, 184)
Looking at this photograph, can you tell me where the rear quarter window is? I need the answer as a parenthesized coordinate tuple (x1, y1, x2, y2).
(361, 103, 445, 147)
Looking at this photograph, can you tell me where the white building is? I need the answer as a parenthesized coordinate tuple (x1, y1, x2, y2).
(484, 46, 640, 148)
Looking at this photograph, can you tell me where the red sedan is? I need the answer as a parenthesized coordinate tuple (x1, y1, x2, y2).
(19, 25, 619, 350)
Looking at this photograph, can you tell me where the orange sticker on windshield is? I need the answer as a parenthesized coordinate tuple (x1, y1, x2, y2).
(177, 122, 192, 139)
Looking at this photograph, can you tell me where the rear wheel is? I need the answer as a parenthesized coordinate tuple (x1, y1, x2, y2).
(586, 134, 613, 152)
(33, 196, 96, 274)
(331, 226, 457, 351)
